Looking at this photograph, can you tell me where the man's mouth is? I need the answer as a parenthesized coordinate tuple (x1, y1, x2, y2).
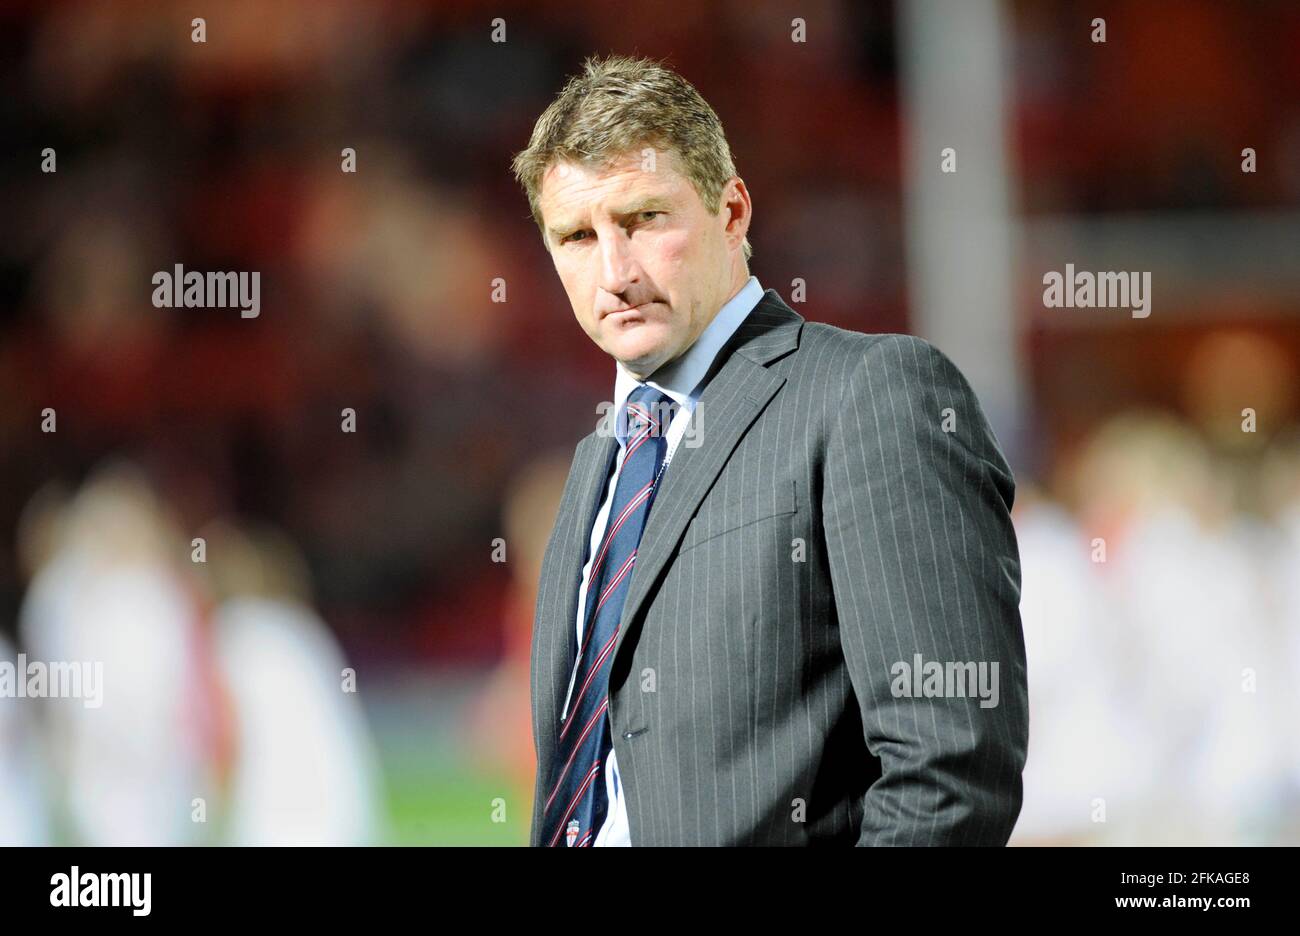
(602, 301, 659, 320)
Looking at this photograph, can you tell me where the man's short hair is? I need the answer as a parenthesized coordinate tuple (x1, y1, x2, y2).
(511, 53, 752, 262)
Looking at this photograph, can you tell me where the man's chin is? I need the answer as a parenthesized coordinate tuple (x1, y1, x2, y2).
(605, 333, 673, 377)
(614, 352, 664, 379)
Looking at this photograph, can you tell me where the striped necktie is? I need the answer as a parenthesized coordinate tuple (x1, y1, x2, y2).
(541, 383, 677, 847)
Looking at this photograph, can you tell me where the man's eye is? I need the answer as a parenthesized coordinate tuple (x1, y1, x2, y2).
(636, 211, 662, 223)
(562, 230, 591, 245)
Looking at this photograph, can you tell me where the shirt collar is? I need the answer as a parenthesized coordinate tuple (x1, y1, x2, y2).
(611, 275, 763, 446)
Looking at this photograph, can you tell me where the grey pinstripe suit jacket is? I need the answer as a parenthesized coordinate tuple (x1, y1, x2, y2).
(529, 289, 1028, 846)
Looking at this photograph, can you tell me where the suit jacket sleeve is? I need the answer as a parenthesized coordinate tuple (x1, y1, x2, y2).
(822, 334, 1028, 845)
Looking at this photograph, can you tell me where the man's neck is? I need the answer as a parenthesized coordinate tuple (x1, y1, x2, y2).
(629, 271, 750, 381)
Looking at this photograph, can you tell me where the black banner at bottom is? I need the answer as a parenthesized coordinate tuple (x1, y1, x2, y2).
(1, 844, 1282, 923)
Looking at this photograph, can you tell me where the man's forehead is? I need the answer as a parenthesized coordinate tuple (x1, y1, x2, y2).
(540, 151, 683, 216)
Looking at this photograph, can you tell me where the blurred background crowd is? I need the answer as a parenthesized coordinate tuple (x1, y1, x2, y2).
(0, 0, 1297, 845)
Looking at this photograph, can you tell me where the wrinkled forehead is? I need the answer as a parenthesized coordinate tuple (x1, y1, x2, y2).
(539, 147, 689, 218)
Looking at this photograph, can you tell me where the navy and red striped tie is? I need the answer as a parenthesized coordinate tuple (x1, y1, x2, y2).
(541, 383, 677, 847)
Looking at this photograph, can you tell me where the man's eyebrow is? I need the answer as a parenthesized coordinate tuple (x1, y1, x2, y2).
(547, 196, 673, 240)
(546, 220, 582, 240)
(616, 195, 673, 216)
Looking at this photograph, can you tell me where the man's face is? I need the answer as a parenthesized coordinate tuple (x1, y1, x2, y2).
(538, 148, 745, 379)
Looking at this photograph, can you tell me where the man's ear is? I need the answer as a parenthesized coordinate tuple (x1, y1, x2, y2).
(720, 177, 752, 251)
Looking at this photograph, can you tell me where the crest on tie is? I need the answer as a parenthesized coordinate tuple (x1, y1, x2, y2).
(566, 819, 581, 847)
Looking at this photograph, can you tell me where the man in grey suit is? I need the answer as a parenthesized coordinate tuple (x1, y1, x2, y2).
(511, 54, 1027, 846)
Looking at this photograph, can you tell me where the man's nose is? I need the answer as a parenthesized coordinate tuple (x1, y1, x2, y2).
(597, 229, 637, 295)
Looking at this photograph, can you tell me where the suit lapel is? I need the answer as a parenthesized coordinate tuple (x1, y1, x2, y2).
(610, 291, 803, 682)
(533, 417, 617, 765)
